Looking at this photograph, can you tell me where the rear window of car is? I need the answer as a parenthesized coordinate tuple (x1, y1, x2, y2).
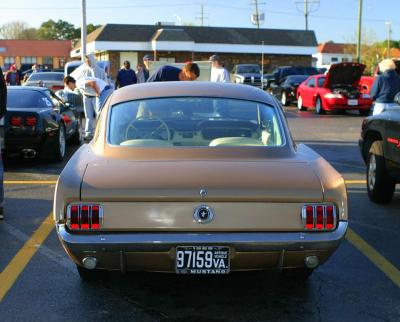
(28, 73, 64, 82)
(7, 90, 52, 109)
(109, 97, 285, 148)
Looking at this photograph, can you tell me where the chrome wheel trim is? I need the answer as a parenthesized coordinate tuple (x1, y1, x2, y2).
(281, 92, 286, 105)
(59, 125, 66, 157)
(297, 96, 303, 110)
(316, 98, 321, 113)
(368, 154, 376, 190)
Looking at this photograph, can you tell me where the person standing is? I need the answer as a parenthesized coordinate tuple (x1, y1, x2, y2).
(136, 63, 146, 84)
(209, 54, 230, 83)
(115, 61, 137, 88)
(142, 54, 153, 81)
(76, 76, 113, 138)
(147, 62, 200, 82)
(5, 65, 20, 86)
(0, 66, 7, 220)
(371, 58, 400, 115)
(71, 54, 108, 140)
(31, 64, 41, 73)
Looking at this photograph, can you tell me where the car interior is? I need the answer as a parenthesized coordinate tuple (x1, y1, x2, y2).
(108, 97, 284, 147)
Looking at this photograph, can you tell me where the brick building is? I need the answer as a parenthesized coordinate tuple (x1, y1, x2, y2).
(72, 24, 318, 78)
(0, 40, 72, 72)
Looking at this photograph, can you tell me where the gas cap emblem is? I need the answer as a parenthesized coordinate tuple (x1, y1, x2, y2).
(193, 205, 214, 224)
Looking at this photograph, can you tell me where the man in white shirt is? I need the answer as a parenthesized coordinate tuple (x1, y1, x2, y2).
(209, 54, 230, 83)
(76, 77, 113, 140)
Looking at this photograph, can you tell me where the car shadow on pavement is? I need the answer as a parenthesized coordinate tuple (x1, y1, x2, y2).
(97, 270, 317, 322)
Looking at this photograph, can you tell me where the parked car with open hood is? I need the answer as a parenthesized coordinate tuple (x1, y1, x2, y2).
(4, 87, 82, 161)
(296, 63, 373, 115)
(359, 94, 400, 203)
(54, 82, 348, 281)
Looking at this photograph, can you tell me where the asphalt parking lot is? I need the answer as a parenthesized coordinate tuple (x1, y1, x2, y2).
(0, 106, 399, 322)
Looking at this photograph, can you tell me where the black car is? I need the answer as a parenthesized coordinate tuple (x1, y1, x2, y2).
(264, 66, 319, 90)
(359, 101, 400, 203)
(4, 86, 82, 161)
(270, 75, 309, 106)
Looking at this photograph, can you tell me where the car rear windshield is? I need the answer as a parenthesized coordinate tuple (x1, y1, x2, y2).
(109, 97, 285, 148)
(237, 66, 260, 74)
(7, 90, 51, 109)
(28, 73, 64, 81)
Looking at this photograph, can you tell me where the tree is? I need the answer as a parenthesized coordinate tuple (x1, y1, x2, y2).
(37, 19, 76, 40)
(0, 21, 36, 39)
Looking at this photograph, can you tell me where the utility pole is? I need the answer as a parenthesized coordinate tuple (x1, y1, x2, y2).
(295, 0, 319, 31)
(81, 0, 87, 61)
(386, 21, 392, 58)
(196, 3, 208, 27)
(254, 0, 260, 29)
(356, 0, 362, 63)
(261, 41, 264, 88)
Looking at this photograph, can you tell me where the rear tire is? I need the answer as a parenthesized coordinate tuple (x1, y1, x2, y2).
(315, 97, 325, 114)
(367, 141, 396, 203)
(52, 124, 66, 162)
(297, 95, 307, 111)
(76, 265, 107, 282)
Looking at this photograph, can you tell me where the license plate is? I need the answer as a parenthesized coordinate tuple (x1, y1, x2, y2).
(175, 246, 230, 274)
(348, 99, 358, 106)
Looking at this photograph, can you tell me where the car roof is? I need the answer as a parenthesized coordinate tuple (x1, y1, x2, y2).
(29, 72, 64, 75)
(109, 82, 275, 106)
(8, 86, 50, 92)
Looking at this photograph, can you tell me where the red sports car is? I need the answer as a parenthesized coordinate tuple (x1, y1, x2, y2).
(296, 63, 373, 115)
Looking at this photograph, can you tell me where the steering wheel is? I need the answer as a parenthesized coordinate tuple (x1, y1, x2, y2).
(125, 116, 171, 141)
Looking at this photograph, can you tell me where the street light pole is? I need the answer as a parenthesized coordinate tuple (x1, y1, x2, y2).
(356, 0, 362, 63)
(386, 21, 392, 58)
(81, 0, 87, 61)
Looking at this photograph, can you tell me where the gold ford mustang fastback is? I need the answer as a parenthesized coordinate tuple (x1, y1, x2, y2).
(54, 82, 348, 281)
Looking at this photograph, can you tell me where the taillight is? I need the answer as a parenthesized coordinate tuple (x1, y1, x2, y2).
(10, 116, 23, 126)
(25, 116, 37, 126)
(301, 204, 337, 231)
(51, 85, 64, 91)
(67, 204, 103, 230)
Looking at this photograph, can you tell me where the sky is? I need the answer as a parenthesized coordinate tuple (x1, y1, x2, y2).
(0, 0, 398, 44)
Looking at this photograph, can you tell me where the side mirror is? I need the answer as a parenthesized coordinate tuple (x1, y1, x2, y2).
(394, 92, 400, 105)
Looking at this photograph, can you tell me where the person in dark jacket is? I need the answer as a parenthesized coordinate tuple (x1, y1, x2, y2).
(370, 58, 400, 115)
(0, 66, 7, 219)
(147, 62, 200, 82)
(115, 60, 137, 88)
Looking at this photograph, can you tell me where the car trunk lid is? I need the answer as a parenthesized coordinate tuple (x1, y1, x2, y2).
(81, 159, 323, 202)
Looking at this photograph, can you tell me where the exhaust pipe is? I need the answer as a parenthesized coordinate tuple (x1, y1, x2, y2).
(304, 256, 319, 269)
(82, 257, 97, 270)
(21, 149, 37, 159)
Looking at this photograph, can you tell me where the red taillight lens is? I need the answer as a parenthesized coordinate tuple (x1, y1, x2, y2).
(305, 206, 314, 229)
(70, 205, 79, 230)
(25, 116, 37, 126)
(326, 205, 335, 230)
(91, 205, 100, 229)
(67, 204, 102, 230)
(302, 204, 337, 231)
(10, 116, 23, 126)
(51, 85, 64, 91)
(316, 205, 324, 230)
(80, 205, 89, 230)
(62, 115, 72, 124)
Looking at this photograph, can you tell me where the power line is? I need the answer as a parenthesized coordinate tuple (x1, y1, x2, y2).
(196, 3, 209, 27)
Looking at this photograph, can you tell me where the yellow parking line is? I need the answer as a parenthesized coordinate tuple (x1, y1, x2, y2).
(346, 228, 400, 288)
(345, 180, 366, 184)
(0, 212, 54, 302)
(4, 180, 57, 185)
